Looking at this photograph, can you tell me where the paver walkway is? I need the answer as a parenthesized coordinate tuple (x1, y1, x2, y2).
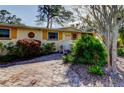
(0, 54, 124, 87)
(117, 57, 124, 74)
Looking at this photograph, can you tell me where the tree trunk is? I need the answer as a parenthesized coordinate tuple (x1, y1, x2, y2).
(47, 16, 50, 28)
(111, 24, 119, 73)
(50, 18, 52, 28)
(107, 31, 111, 71)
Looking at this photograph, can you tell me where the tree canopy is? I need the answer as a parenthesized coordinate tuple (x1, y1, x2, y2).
(36, 5, 74, 28)
(0, 10, 24, 25)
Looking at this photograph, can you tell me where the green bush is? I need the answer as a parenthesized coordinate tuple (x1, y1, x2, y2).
(0, 42, 5, 53)
(88, 65, 104, 76)
(63, 54, 74, 63)
(0, 42, 3, 49)
(0, 42, 17, 62)
(0, 39, 42, 62)
(4, 42, 25, 58)
(63, 35, 107, 76)
(0, 41, 57, 63)
(4, 42, 17, 55)
(40, 43, 56, 55)
(0, 55, 16, 62)
(65, 35, 107, 66)
(0, 40, 57, 63)
(118, 48, 124, 56)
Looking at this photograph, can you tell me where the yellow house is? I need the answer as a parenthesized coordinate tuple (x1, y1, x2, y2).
(0, 24, 97, 50)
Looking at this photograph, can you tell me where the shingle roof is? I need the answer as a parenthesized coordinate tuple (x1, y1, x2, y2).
(0, 23, 92, 33)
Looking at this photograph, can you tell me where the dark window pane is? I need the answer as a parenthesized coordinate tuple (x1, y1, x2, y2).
(48, 32, 58, 40)
(0, 29, 10, 38)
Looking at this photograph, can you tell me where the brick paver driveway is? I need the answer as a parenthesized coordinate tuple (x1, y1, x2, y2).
(1, 54, 124, 87)
(0, 53, 70, 87)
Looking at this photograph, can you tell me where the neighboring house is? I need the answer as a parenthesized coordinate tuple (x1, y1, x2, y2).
(0, 24, 97, 51)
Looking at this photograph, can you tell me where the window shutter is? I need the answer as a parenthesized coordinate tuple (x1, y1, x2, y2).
(58, 31, 63, 40)
(11, 28, 17, 39)
(43, 29, 48, 40)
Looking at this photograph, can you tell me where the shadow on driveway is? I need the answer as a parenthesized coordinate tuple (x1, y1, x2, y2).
(0, 53, 62, 68)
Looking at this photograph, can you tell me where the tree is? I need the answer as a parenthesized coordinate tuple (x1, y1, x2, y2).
(73, 5, 124, 73)
(0, 10, 23, 25)
(36, 5, 74, 28)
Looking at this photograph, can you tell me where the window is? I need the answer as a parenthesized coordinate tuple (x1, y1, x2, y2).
(48, 32, 58, 40)
(0, 29, 10, 38)
(72, 33, 77, 40)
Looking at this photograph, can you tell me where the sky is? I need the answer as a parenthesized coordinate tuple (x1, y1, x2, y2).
(0, 5, 74, 28)
(0, 5, 38, 26)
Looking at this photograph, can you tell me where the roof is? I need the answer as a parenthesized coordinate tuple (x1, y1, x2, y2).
(0, 23, 93, 33)
(0, 23, 43, 30)
(58, 27, 83, 32)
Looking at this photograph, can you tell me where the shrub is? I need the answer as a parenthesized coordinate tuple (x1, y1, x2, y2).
(0, 42, 4, 54)
(4, 42, 16, 55)
(63, 54, 74, 63)
(0, 40, 57, 63)
(0, 39, 42, 62)
(66, 35, 107, 66)
(0, 55, 16, 62)
(40, 43, 56, 55)
(0, 42, 3, 49)
(16, 39, 41, 58)
(117, 48, 124, 56)
(88, 65, 104, 76)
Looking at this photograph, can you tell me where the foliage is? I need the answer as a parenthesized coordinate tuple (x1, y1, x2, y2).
(36, 5, 74, 28)
(0, 40, 57, 63)
(118, 48, 124, 56)
(0, 55, 16, 62)
(118, 27, 124, 47)
(0, 42, 4, 53)
(0, 42, 18, 62)
(88, 65, 104, 76)
(17, 39, 41, 58)
(63, 35, 107, 76)
(4, 42, 16, 55)
(0, 9, 24, 25)
(0, 42, 3, 49)
(66, 35, 107, 66)
(40, 43, 56, 55)
(63, 54, 74, 63)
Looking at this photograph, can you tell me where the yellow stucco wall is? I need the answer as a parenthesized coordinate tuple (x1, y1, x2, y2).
(0, 27, 43, 44)
(0, 25, 83, 50)
(63, 32, 72, 40)
(17, 28, 42, 40)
